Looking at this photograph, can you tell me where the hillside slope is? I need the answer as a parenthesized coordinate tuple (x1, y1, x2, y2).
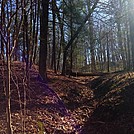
(82, 72, 134, 134)
(0, 62, 94, 133)
(0, 62, 134, 134)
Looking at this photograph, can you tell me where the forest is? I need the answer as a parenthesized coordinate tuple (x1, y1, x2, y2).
(0, 0, 134, 134)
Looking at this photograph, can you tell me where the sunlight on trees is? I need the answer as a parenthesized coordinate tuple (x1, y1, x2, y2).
(0, 0, 134, 133)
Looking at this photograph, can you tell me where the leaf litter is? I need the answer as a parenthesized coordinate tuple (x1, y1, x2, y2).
(0, 62, 134, 134)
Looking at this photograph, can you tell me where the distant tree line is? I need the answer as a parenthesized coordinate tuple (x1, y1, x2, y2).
(0, 0, 134, 79)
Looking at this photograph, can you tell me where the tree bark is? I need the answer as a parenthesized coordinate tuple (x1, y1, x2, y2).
(33, 1, 40, 64)
(1, 0, 5, 60)
(39, 0, 49, 81)
(128, 0, 134, 70)
(106, 34, 110, 72)
(6, 28, 13, 134)
(89, 17, 96, 72)
(51, 0, 57, 73)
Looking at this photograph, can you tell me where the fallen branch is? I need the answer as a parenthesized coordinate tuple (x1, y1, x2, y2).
(67, 71, 109, 77)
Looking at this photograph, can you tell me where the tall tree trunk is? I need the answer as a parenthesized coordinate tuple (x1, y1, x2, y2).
(125, 1, 131, 70)
(87, 0, 96, 72)
(126, 30, 131, 70)
(51, 0, 57, 73)
(22, 10, 26, 62)
(1, 0, 5, 60)
(39, 0, 49, 80)
(30, 0, 36, 67)
(128, 0, 134, 70)
(33, 0, 40, 64)
(89, 17, 96, 72)
(62, 49, 67, 75)
(6, 26, 13, 134)
(106, 34, 110, 72)
(13, 0, 18, 61)
(56, 2, 65, 71)
(56, 26, 62, 71)
(70, 0, 73, 75)
(6, 45, 12, 134)
(116, 0, 126, 70)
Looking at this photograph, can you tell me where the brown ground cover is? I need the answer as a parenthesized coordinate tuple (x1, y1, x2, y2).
(0, 62, 134, 134)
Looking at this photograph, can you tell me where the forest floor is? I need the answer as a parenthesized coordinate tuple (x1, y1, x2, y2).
(0, 62, 134, 134)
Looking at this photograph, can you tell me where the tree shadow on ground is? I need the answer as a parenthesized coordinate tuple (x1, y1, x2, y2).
(81, 72, 134, 134)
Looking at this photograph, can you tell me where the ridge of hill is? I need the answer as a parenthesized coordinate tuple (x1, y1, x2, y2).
(82, 72, 134, 134)
(0, 62, 94, 134)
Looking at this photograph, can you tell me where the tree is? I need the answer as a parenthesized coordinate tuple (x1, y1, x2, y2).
(51, 0, 57, 73)
(128, 0, 134, 70)
(39, 0, 49, 81)
(61, 0, 99, 75)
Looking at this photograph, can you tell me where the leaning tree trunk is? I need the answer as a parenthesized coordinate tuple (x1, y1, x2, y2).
(61, 0, 99, 75)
